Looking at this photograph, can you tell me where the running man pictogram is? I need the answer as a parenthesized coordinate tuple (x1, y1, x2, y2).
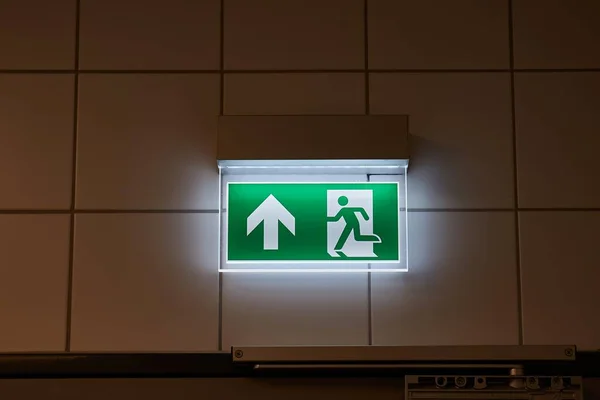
(327, 194, 381, 256)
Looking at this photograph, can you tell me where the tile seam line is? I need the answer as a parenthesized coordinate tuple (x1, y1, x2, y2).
(65, 0, 81, 353)
(364, 0, 373, 347)
(3, 68, 600, 73)
(3, 208, 600, 214)
(217, 0, 225, 352)
(508, 0, 524, 346)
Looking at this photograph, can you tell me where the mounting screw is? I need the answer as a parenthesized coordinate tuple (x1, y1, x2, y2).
(474, 376, 487, 389)
(551, 376, 564, 389)
(565, 348, 574, 357)
(435, 377, 447, 388)
(455, 376, 467, 388)
(234, 350, 244, 358)
(526, 376, 540, 390)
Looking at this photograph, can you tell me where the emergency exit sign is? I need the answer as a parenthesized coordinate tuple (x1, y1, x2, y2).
(226, 183, 400, 263)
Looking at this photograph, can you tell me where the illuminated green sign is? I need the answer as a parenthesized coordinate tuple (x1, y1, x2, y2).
(227, 183, 400, 263)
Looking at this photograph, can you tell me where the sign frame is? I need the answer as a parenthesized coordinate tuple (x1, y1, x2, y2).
(224, 181, 403, 265)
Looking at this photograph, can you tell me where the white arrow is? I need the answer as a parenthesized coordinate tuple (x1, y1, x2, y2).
(247, 194, 295, 250)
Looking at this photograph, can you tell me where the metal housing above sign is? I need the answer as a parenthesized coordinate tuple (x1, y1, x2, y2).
(216, 115, 409, 273)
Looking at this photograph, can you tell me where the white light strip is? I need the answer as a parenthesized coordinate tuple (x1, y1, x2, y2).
(216, 168, 222, 273)
(219, 268, 407, 273)
(222, 165, 404, 169)
(404, 166, 410, 271)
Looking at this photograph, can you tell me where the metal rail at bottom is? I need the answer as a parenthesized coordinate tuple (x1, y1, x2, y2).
(232, 345, 585, 399)
(0, 345, 597, 398)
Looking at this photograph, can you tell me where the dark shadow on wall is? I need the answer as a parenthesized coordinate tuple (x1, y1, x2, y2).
(0, 378, 405, 400)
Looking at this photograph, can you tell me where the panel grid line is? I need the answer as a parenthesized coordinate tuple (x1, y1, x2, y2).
(364, 0, 370, 116)
(3, 68, 600, 74)
(508, 0, 524, 346)
(364, 0, 373, 347)
(217, 0, 225, 352)
(2, 208, 600, 215)
(65, 0, 81, 352)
